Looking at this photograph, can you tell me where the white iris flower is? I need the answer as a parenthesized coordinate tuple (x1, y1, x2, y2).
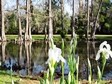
(46, 44, 66, 66)
(46, 43, 66, 76)
(95, 41, 112, 60)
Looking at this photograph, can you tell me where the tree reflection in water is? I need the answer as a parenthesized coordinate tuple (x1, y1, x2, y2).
(1, 42, 7, 63)
(0, 40, 112, 80)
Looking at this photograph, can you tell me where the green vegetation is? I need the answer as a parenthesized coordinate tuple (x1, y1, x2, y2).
(1, 0, 112, 84)
(0, 70, 20, 84)
(6, 35, 67, 41)
(96, 35, 112, 40)
(5, 35, 112, 41)
(2, 0, 112, 40)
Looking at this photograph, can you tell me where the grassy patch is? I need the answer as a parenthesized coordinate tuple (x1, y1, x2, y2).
(0, 70, 20, 84)
(0, 70, 112, 84)
(6, 35, 18, 41)
(0, 70, 41, 84)
(6, 34, 70, 41)
(96, 35, 112, 40)
(5, 34, 112, 41)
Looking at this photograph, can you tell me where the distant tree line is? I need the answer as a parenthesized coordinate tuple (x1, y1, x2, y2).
(0, 0, 112, 41)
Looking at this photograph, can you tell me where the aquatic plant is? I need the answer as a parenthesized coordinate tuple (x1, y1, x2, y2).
(97, 65, 102, 84)
(95, 41, 112, 83)
(40, 70, 50, 84)
(46, 38, 66, 83)
(60, 39, 65, 84)
(67, 36, 79, 84)
(95, 41, 112, 60)
(88, 58, 92, 84)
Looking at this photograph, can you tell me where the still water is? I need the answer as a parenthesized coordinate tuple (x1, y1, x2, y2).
(0, 40, 112, 80)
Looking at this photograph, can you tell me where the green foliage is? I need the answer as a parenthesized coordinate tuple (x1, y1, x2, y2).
(66, 37, 79, 84)
(104, 23, 110, 28)
(97, 66, 102, 84)
(99, 0, 112, 33)
(60, 29, 67, 38)
(0, 70, 20, 84)
(88, 58, 92, 84)
(76, 14, 86, 39)
(53, 11, 70, 34)
(31, 9, 47, 34)
(6, 13, 18, 34)
(99, 15, 105, 22)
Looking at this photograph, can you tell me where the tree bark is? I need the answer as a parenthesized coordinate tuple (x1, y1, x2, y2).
(0, 0, 6, 41)
(48, 0, 53, 41)
(87, 0, 90, 40)
(25, 0, 30, 41)
(17, 0, 23, 42)
(44, 22, 47, 41)
(71, 0, 76, 38)
(29, 0, 33, 41)
(91, 0, 103, 39)
(61, 0, 64, 30)
(79, 0, 83, 14)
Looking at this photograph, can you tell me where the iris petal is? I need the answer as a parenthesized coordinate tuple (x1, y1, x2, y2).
(96, 50, 101, 60)
(99, 41, 107, 49)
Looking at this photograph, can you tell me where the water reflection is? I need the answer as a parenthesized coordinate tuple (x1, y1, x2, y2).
(78, 40, 97, 80)
(24, 41, 32, 75)
(0, 40, 112, 80)
(18, 42, 23, 69)
(1, 42, 7, 63)
(0, 41, 46, 77)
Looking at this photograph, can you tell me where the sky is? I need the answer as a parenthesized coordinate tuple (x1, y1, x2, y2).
(4, 0, 112, 16)
(64, 0, 79, 15)
(4, 0, 79, 15)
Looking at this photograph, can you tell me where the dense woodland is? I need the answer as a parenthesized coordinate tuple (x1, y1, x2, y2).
(0, 0, 112, 41)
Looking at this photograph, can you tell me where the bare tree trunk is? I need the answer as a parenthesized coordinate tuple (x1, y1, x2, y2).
(91, 0, 103, 39)
(44, 22, 47, 41)
(17, 0, 23, 42)
(29, 0, 33, 41)
(48, 0, 53, 42)
(87, 0, 90, 40)
(79, 0, 83, 14)
(90, 0, 94, 37)
(0, 0, 6, 41)
(61, 0, 64, 30)
(71, 0, 76, 38)
(25, 0, 30, 41)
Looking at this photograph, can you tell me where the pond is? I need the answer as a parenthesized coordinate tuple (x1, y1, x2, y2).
(0, 40, 112, 80)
